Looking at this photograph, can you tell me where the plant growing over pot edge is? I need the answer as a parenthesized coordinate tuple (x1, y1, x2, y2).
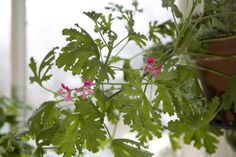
(27, 0, 236, 156)
(0, 96, 34, 156)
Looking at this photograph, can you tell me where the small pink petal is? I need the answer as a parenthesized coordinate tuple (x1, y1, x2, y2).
(86, 88, 93, 95)
(58, 89, 65, 95)
(76, 88, 83, 93)
(144, 64, 154, 73)
(81, 91, 87, 99)
(146, 57, 156, 65)
(61, 83, 66, 88)
(152, 64, 163, 80)
(61, 83, 70, 92)
(65, 87, 70, 92)
(84, 80, 94, 87)
(64, 93, 72, 102)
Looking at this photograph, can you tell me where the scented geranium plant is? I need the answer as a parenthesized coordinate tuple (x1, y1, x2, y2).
(28, 0, 236, 156)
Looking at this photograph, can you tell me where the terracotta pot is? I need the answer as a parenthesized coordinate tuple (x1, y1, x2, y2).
(197, 38, 236, 129)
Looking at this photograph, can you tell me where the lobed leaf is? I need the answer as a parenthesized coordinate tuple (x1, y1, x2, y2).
(56, 25, 115, 82)
(112, 138, 153, 157)
(29, 47, 58, 85)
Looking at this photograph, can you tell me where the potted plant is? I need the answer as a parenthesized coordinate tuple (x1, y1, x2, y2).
(0, 96, 34, 156)
(26, 0, 236, 156)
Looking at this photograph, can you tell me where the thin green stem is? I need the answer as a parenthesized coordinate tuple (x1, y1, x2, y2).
(113, 36, 129, 49)
(111, 66, 141, 71)
(106, 90, 122, 101)
(101, 82, 153, 86)
(184, 51, 236, 60)
(94, 22, 108, 63)
(171, 10, 180, 35)
(143, 83, 148, 94)
(130, 49, 146, 60)
(172, 0, 198, 55)
(103, 123, 112, 139)
(101, 82, 126, 85)
(105, 49, 113, 64)
(112, 112, 121, 138)
(188, 65, 230, 79)
(143, 75, 152, 94)
(105, 36, 129, 65)
(200, 34, 236, 43)
(192, 11, 236, 23)
(40, 85, 57, 95)
(95, 22, 109, 48)
(114, 40, 129, 57)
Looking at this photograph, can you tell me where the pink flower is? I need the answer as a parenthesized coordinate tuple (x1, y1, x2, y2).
(61, 83, 70, 92)
(146, 57, 156, 65)
(84, 80, 94, 87)
(144, 64, 154, 73)
(81, 91, 87, 99)
(76, 87, 82, 93)
(58, 83, 72, 102)
(84, 87, 93, 95)
(152, 64, 163, 80)
(64, 93, 72, 102)
(144, 60, 163, 80)
(58, 89, 65, 95)
(75, 80, 94, 99)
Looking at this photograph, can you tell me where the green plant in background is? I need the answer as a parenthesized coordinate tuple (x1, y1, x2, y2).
(0, 97, 34, 157)
(27, 0, 236, 156)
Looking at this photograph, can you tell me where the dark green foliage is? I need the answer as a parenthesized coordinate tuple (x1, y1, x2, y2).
(28, 101, 60, 136)
(168, 97, 222, 154)
(154, 66, 205, 116)
(0, 133, 34, 157)
(0, 97, 19, 127)
(222, 75, 236, 112)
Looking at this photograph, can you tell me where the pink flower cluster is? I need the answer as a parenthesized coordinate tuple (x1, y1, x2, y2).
(144, 57, 163, 80)
(58, 80, 94, 102)
(59, 83, 72, 102)
(76, 80, 94, 100)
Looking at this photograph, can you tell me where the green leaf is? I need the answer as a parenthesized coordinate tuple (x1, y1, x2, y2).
(75, 100, 107, 152)
(128, 32, 147, 48)
(108, 56, 124, 65)
(162, 0, 182, 18)
(112, 138, 153, 157)
(148, 21, 161, 43)
(28, 101, 60, 136)
(84, 11, 102, 22)
(123, 59, 132, 81)
(200, 97, 220, 127)
(29, 47, 58, 85)
(211, 17, 224, 30)
(119, 76, 163, 142)
(168, 120, 222, 154)
(0, 132, 34, 157)
(154, 86, 175, 116)
(85, 11, 117, 50)
(56, 25, 115, 82)
(168, 96, 222, 154)
(162, 0, 175, 8)
(51, 113, 80, 157)
(169, 133, 181, 151)
(222, 75, 236, 112)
